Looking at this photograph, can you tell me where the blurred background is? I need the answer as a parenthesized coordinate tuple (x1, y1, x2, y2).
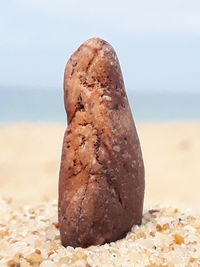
(0, 0, 200, 210)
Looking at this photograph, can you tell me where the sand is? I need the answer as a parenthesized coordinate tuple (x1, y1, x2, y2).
(0, 122, 199, 210)
(0, 122, 200, 266)
(1, 197, 200, 266)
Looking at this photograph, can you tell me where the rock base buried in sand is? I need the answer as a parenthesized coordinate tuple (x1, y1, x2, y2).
(1, 198, 200, 266)
(58, 38, 145, 248)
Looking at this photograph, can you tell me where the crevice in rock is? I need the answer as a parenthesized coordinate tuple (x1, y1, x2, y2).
(85, 49, 99, 74)
(105, 171, 123, 208)
(76, 95, 85, 111)
(69, 94, 86, 124)
(80, 135, 86, 146)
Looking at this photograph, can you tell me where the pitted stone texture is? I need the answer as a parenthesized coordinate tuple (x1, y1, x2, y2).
(59, 38, 145, 248)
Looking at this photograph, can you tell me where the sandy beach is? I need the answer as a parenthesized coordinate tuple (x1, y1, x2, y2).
(1, 122, 200, 266)
(0, 122, 199, 211)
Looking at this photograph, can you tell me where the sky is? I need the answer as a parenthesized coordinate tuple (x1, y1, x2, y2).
(0, 0, 200, 92)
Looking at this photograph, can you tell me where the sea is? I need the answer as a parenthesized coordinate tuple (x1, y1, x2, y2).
(1, 89, 200, 124)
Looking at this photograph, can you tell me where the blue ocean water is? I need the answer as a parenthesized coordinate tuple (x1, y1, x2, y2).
(0, 89, 200, 123)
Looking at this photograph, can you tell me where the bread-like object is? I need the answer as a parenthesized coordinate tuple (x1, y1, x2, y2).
(59, 38, 145, 248)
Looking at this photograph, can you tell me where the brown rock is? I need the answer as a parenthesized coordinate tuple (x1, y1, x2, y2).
(58, 38, 145, 248)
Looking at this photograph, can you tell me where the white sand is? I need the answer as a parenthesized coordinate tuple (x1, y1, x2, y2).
(1, 197, 200, 266)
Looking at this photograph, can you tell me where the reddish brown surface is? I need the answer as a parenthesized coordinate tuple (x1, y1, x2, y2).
(59, 38, 145, 248)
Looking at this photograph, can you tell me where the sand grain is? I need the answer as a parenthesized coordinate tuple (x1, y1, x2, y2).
(1, 197, 200, 266)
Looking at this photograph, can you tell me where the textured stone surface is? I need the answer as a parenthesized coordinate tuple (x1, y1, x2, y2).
(59, 38, 145, 248)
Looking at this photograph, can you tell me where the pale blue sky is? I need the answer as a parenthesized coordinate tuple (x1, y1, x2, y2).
(1, 0, 200, 92)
